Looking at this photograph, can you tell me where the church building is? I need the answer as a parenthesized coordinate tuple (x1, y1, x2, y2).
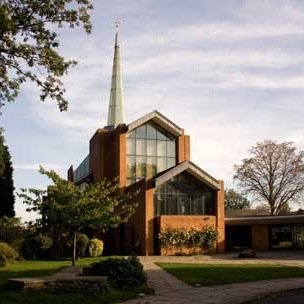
(67, 29, 225, 255)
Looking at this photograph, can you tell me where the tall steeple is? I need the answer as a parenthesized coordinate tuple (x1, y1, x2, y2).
(107, 22, 125, 128)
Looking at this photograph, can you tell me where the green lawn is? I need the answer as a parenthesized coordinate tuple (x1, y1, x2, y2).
(158, 263, 304, 286)
(0, 258, 151, 304)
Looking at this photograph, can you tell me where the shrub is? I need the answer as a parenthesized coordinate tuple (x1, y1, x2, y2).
(76, 233, 89, 257)
(21, 233, 53, 259)
(158, 226, 218, 255)
(0, 242, 18, 266)
(87, 238, 103, 257)
(89, 255, 147, 288)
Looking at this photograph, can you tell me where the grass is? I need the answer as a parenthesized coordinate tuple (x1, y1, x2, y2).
(0, 258, 151, 304)
(157, 263, 304, 286)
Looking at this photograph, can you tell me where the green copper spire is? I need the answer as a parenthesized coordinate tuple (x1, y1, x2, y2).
(107, 23, 125, 128)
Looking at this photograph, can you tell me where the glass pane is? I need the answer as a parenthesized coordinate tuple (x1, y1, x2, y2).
(157, 129, 167, 140)
(147, 140, 156, 156)
(136, 156, 146, 177)
(204, 192, 215, 215)
(167, 141, 176, 157)
(136, 125, 146, 138)
(192, 196, 203, 215)
(157, 157, 167, 173)
(127, 130, 136, 138)
(146, 156, 157, 177)
(157, 141, 166, 156)
(126, 156, 135, 178)
(136, 139, 146, 155)
(147, 123, 157, 139)
(166, 195, 177, 215)
(167, 157, 176, 169)
(126, 177, 136, 186)
(154, 193, 165, 216)
(126, 138, 135, 155)
(178, 196, 191, 215)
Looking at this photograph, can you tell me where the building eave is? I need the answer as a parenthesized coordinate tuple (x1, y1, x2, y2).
(127, 110, 183, 137)
(154, 160, 221, 190)
(225, 214, 304, 226)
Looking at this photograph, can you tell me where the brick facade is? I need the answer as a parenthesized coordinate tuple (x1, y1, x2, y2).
(70, 112, 225, 255)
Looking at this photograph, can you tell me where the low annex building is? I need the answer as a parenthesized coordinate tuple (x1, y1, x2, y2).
(67, 29, 225, 255)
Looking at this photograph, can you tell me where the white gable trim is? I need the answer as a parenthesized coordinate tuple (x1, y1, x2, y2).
(154, 161, 221, 190)
(128, 110, 183, 137)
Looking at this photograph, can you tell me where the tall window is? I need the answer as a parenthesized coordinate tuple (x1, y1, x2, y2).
(154, 172, 215, 216)
(126, 122, 176, 186)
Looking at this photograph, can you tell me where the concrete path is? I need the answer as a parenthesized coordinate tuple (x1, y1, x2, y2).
(119, 251, 304, 304)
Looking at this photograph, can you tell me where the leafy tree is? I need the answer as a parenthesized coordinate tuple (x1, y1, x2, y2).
(0, 141, 15, 217)
(224, 188, 250, 210)
(19, 167, 137, 265)
(0, 0, 93, 111)
(0, 129, 4, 176)
(234, 140, 304, 215)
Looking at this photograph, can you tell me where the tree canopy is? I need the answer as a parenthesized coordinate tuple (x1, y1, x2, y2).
(0, 132, 15, 217)
(19, 167, 137, 265)
(0, 0, 93, 111)
(234, 140, 304, 215)
(224, 188, 250, 210)
(0, 129, 4, 176)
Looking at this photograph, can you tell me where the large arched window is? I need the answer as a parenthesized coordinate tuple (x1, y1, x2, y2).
(154, 172, 215, 216)
(126, 122, 176, 186)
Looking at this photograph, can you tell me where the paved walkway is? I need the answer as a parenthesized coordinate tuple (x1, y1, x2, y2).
(119, 251, 304, 304)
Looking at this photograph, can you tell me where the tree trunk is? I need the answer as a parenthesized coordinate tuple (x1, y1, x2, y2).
(72, 230, 77, 266)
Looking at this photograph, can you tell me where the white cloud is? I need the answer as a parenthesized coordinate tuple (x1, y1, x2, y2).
(15, 163, 65, 171)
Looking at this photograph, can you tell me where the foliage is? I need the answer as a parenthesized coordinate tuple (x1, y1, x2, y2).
(0, 242, 17, 266)
(21, 232, 53, 259)
(0, 216, 22, 229)
(0, 0, 93, 111)
(18, 167, 137, 265)
(0, 258, 151, 303)
(234, 140, 304, 215)
(224, 188, 250, 210)
(77, 233, 89, 257)
(0, 129, 4, 176)
(158, 226, 218, 255)
(158, 263, 304, 286)
(89, 255, 147, 288)
(87, 238, 103, 257)
(0, 132, 15, 217)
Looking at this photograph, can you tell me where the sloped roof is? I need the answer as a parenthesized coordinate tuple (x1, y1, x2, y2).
(128, 110, 183, 137)
(154, 160, 221, 190)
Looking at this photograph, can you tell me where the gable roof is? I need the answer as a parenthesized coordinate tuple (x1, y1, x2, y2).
(127, 110, 183, 137)
(154, 160, 221, 190)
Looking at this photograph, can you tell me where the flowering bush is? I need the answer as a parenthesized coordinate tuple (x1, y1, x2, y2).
(158, 226, 218, 255)
(88, 238, 103, 257)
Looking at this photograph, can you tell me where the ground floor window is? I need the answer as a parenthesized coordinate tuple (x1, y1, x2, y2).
(270, 225, 293, 249)
(270, 224, 304, 249)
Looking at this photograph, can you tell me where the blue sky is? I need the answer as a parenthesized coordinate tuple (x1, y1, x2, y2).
(2, 0, 304, 221)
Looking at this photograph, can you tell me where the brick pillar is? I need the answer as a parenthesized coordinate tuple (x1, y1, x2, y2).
(177, 135, 191, 163)
(216, 180, 225, 253)
(119, 132, 126, 187)
(145, 188, 155, 255)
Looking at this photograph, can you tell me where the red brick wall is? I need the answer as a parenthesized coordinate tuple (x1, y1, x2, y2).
(177, 135, 191, 163)
(216, 180, 225, 253)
